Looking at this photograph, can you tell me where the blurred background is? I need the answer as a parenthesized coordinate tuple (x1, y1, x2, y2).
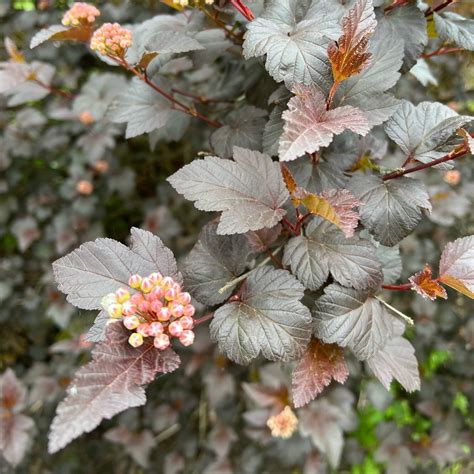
(1, 1, 473, 473)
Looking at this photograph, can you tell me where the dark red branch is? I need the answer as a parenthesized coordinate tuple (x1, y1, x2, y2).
(382, 146, 470, 181)
(33, 78, 74, 100)
(425, 0, 454, 16)
(194, 313, 214, 326)
(421, 47, 464, 59)
(382, 283, 413, 291)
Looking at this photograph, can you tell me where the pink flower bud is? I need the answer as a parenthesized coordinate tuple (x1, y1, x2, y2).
(158, 307, 171, 322)
(130, 293, 144, 305)
(169, 302, 184, 318)
(154, 333, 170, 350)
(177, 292, 191, 305)
(140, 277, 153, 293)
(138, 300, 151, 313)
(62, 2, 100, 27)
(179, 330, 195, 347)
(122, 300, 137, 316)
(150, 286, 164, 300)
(148, 322, 164, 336)
(183, 304, 195, 317)
(128, 332, 144, 348)
(115, 287, 130, 303)
(165, 288, 177, 301)
(108, 303, 122, 318)
(180, 315, 194, 330)
(137, 323, 150, 336)
(161, 276, 174, 289)
(101, 292, 117, 310)
(149, 272, 163, 284)
(168, 320, 184, 337)
(150, 300, 163, 314)
(123, 315, 140, 330)
(128, 274, 142, 289)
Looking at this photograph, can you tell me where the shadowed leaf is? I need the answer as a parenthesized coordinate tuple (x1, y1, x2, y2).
(292, 338, 349, 408)
(30, 25, 94, 49)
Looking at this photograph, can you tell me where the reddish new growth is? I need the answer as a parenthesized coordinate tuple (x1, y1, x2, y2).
(101, 273, 195, 350)
(62, 2, 100, 27)
(90, 23, 132, 58)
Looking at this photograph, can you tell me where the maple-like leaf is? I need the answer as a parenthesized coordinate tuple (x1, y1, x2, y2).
(409, 265, 447, 301)
(292, 338, 349, 408)
(48, 324, 180, 454)
(281, 164, 360, 237)
(438, 235, 474, 299)
(0, 369, 35, 467)
(279, 84, 370, 161)
(327, 0, 377, 82)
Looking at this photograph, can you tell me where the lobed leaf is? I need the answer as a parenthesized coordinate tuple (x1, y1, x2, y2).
(292, 338, 349, 408)
(30, 25, 94, 49)
(182, 222, 254, 306)
(168, 147, 289, 235)
(53, 228, 179, 310)
(243, 0, 342, 87)
(348, 174, 432, 246)
(384, 100, 473, 167)
(279, 84, 370, 161)
(366, 320, 420, 392)
(439, 235, 474, 298)
(283, 218, 382, 291)
(313, 283, 395, 360)
(327, 0, 377, 82)
(210, 266, 312, 364)
(434, 12, 474, 51)
(409, 265, 447, 301)
(48, 324, 180, 453)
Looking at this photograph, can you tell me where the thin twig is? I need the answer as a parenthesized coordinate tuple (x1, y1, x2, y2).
(382, 283, 413, 291)
(382, 145, 470, 181)
(425, 0, 455, 17)
(33, 78, 74, 100)
(421, 46, 464, 59)
(326, 80, 340, 110)
(218, 246, 283, 294)
(194, 312, 214, 326)
(375, 295, 414, 326)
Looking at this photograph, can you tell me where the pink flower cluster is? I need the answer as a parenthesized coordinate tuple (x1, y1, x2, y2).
(101, 273, 195, 350)
(90, 23, 132, 57)
(62, 2, 100, 27)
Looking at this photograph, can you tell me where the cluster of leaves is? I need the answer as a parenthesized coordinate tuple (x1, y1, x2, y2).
(1, 0, 474, 472)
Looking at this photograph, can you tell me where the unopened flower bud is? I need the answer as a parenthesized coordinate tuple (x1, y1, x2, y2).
(137, 323, 150, 336)
(79, 111, 94, 124)
(180, 315, 194, 330)
(122, 300, 137, 316)
(140, 277, 153, 293)
(183, 304, 195, 317)
(161, 277, 174, 289)
(130, 293, 143, 305)
(158, 307, 171, 322)
(154, 333, 170, 350)
(168, 320, 184, 337)
(179, 330, 195, 347)
(62, 2, 100, 27)
(150, 300, 163, 314)
(115, 288, 130, 303)
(101, 292, 117, 310)
(128, 274, 142, 289)
(123, 315, 140, 330)
(128, 332, 144, 348)
(76, 180, 93, 195)
(149, 286, 164, 300)
(148, 272, 162, 284)
(90, 23, 132, 58)
(169, 302, 184, 318)
(108, 303, 122, 318)
(138, 300, 151, 313)
(177, 292, 191, 305)
(148, 321, 164, 336)
(267, 406, 298, 439)
(165, 288, 177, 301)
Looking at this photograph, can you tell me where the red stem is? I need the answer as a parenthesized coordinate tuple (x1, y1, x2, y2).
(229, 0, 255, 21)
(171, 88, 233, 105)
(382, 283, 413, 291)
(112, 56, 221, 128)
(421, 47, 464, 59)
(265, 249, 284, 268)
(194, 313, 214, 326)
(33, 78, 74, 100)
(382, 145, 470, 181)
(326, 80, 340, 110)
(425, 0, 454, 16)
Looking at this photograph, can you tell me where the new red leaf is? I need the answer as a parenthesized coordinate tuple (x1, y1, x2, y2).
(409, 264, 447, 301)
(48, 323, 180, 453)
(292, 339, 349, 408)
